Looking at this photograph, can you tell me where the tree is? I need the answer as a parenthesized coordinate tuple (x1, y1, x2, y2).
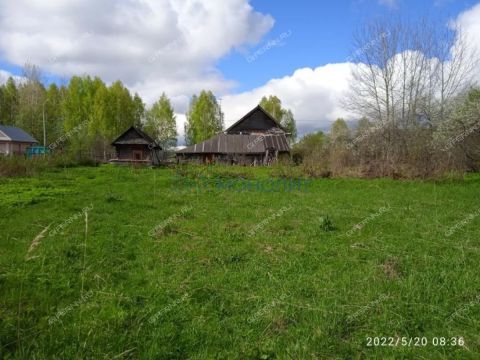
(328, 118, 352, 175)
(59, 76, 139, 157)
(260, 95, 297, 141)
(61, 76, 95, 153)
(0, 86, 3, 116)
(44, 83, 64, 145)
(184, 90, 224, 145)
(22, 63, 42, 83)
(343, 18, 477, 176)
(355, 117, 371, 136)
(91, 82, 115, 159)
(330, 118, 351, 147)
(348, 19, 476, 126)
(260, 95, 284, 121)
(145, 93, 177, 149)
(0, 86, 3, 122)
(282, 109, 297, 141)
(291, 131, 330, 176)
(435, 87, 480, 171)
(17, 64, 46, 142)
(109, 80, 135, 135)
(0, 68, 184, 159)
(292, 131, 325, 162)
(132, 93, 145, 127)
(2, 78, 19, 126)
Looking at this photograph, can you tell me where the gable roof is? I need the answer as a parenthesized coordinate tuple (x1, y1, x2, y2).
(225, 105, 287, 134)
(0, 125, 38, 143)
(111, 126, 161, 148)
(176, 133, 290, 155)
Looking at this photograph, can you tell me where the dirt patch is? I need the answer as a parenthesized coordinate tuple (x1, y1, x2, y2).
(381, 258, 401, 279)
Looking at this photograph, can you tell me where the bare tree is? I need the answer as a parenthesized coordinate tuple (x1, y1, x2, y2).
(347, 18, 475, 125)
(22, 63, 43, 83)
(343, 18, 477, 177)
(17, 63, 46, 141)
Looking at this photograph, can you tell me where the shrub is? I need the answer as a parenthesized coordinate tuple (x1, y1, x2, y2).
(271, 163, 303, 179)
(0, 153, 98, 178)
(318, 215, 335, 232)
(0, 156, 47, 177)
(300, 163, 331, 178)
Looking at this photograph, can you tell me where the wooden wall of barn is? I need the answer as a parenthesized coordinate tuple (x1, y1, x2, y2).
(115, 145, 151, 160)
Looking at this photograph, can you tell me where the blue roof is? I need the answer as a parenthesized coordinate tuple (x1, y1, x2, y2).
(0, 125, 38, 143)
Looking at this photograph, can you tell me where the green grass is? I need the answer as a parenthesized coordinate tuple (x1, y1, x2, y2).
(0, 165, 479, 359)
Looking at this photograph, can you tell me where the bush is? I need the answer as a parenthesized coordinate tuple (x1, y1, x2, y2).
(0, 156, 48, 177)
(300, 163, 331, 178)
(318, 215, 335, 232)
(0, 153, 98, 178)
(271, 164, 303, 179)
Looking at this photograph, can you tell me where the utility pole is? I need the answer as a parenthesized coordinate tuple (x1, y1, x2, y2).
(42, 99, 48, 156)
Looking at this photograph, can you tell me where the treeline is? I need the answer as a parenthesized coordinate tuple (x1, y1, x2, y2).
(293, 18, 480, 179)
(0, 66, 298, 159)
(293, 86, 480, 179)
(0, 65, 214, 158)
(0, 65, 148, 159)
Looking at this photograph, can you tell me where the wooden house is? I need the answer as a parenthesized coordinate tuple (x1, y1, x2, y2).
(0, 125, 38, 156)
(111, 126, 162, 165)
(176, 105, 290, 165)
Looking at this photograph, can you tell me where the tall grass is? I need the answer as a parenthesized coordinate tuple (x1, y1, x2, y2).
(0, 154, 97, 177)
(0, 165, 478, 358)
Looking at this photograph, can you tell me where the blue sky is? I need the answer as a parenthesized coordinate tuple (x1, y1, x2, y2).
(1, 0, 480, 137)
(218, 0, 479, 92)
(2, 1, 476, 91)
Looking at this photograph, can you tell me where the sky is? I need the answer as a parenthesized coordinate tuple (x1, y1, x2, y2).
(1, 0, 480, 141)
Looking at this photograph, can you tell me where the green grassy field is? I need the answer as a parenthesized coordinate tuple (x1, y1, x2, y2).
(0, 165, 479, 359)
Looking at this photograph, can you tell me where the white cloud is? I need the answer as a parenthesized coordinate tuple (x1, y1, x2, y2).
(222, 63, 354, 136)
(221, 3, 480, 139)
(0, 69, 24, 85)
(0, 0, 274, 104)
(0, 70, 13, 84)
(175, 113, 187, 142)
(170, 63, 355, 142)
(454, 3, 480, 78)
(2, 0, 480, 144)
(0, 0, 360, 142)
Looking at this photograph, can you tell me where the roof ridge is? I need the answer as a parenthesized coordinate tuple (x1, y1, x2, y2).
(111, 125, 160, 148)
(225, 105, 287, 133)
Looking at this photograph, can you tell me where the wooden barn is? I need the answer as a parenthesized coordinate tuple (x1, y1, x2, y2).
(176, 105, 290, 165)
(111, 126, 162, 165)
(0, 125, 38, 156)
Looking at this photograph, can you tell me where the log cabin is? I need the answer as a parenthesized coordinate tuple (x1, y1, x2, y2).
(111, 126, 162, 165)
(176, 105, 290, 165)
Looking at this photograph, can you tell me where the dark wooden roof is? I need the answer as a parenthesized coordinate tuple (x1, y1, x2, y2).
(177, 133, 290, 154)
(111, 126, 161, 148)
(225, 105, 287, 134)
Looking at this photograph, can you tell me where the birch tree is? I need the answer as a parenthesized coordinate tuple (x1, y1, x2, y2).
(344, 18, 477, 175)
